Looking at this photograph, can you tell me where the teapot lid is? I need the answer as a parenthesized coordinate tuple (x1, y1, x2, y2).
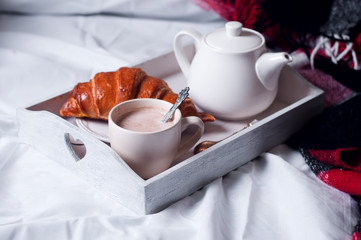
(204, 21, 264, 52)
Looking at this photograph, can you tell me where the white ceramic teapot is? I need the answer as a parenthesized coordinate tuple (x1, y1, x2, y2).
(173, 21, 293, 120)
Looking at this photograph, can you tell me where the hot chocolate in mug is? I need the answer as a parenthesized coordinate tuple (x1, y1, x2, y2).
(108, 98, 204, 179)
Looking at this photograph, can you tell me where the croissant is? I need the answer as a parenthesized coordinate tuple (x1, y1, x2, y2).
(59, 67, 215, 122)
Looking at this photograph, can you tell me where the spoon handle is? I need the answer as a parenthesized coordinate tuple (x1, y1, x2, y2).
(162, 87, 190, 123)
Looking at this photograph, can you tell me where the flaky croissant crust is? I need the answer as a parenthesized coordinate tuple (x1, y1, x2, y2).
(59, 67, 215, 122)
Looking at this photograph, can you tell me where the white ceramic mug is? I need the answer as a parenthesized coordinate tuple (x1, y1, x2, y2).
(108, 98, 204, 179)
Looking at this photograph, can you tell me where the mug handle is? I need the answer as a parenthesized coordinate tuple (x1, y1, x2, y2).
(176, 116, 204, 158)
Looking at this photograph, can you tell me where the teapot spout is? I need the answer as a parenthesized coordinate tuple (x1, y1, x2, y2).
(255, 52, 293, 91)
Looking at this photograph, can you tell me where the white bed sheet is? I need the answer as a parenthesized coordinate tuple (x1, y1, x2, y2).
(0, 2, 359, 239)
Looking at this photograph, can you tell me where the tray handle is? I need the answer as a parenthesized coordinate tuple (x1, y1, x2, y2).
(64, 132, 86, 162)
(17, 108, 147, 213)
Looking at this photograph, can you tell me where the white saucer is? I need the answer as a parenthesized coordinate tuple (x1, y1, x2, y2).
(75, 118, 110, 143)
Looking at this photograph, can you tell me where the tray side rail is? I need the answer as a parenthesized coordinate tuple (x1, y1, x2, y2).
(16, 109, 147, 214)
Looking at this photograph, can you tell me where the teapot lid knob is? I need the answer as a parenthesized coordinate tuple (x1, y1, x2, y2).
(205, 21, 264, 51)
(226, 21, 242, 37)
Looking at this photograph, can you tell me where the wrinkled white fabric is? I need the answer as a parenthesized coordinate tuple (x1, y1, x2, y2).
(0, 0, 217, 21)
(0, 2, 359, 239)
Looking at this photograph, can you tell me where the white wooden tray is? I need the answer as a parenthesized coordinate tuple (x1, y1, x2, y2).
(16, 47, 324, 215)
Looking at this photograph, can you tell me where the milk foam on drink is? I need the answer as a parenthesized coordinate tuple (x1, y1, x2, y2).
(116, 107, 174, 132)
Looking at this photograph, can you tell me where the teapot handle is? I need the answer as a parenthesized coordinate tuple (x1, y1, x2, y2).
(173, 29, 202, 79)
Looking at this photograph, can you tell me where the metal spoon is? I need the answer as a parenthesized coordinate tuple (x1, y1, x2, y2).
(162, 87, 190, 123)
(193, 119, 258, 154)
